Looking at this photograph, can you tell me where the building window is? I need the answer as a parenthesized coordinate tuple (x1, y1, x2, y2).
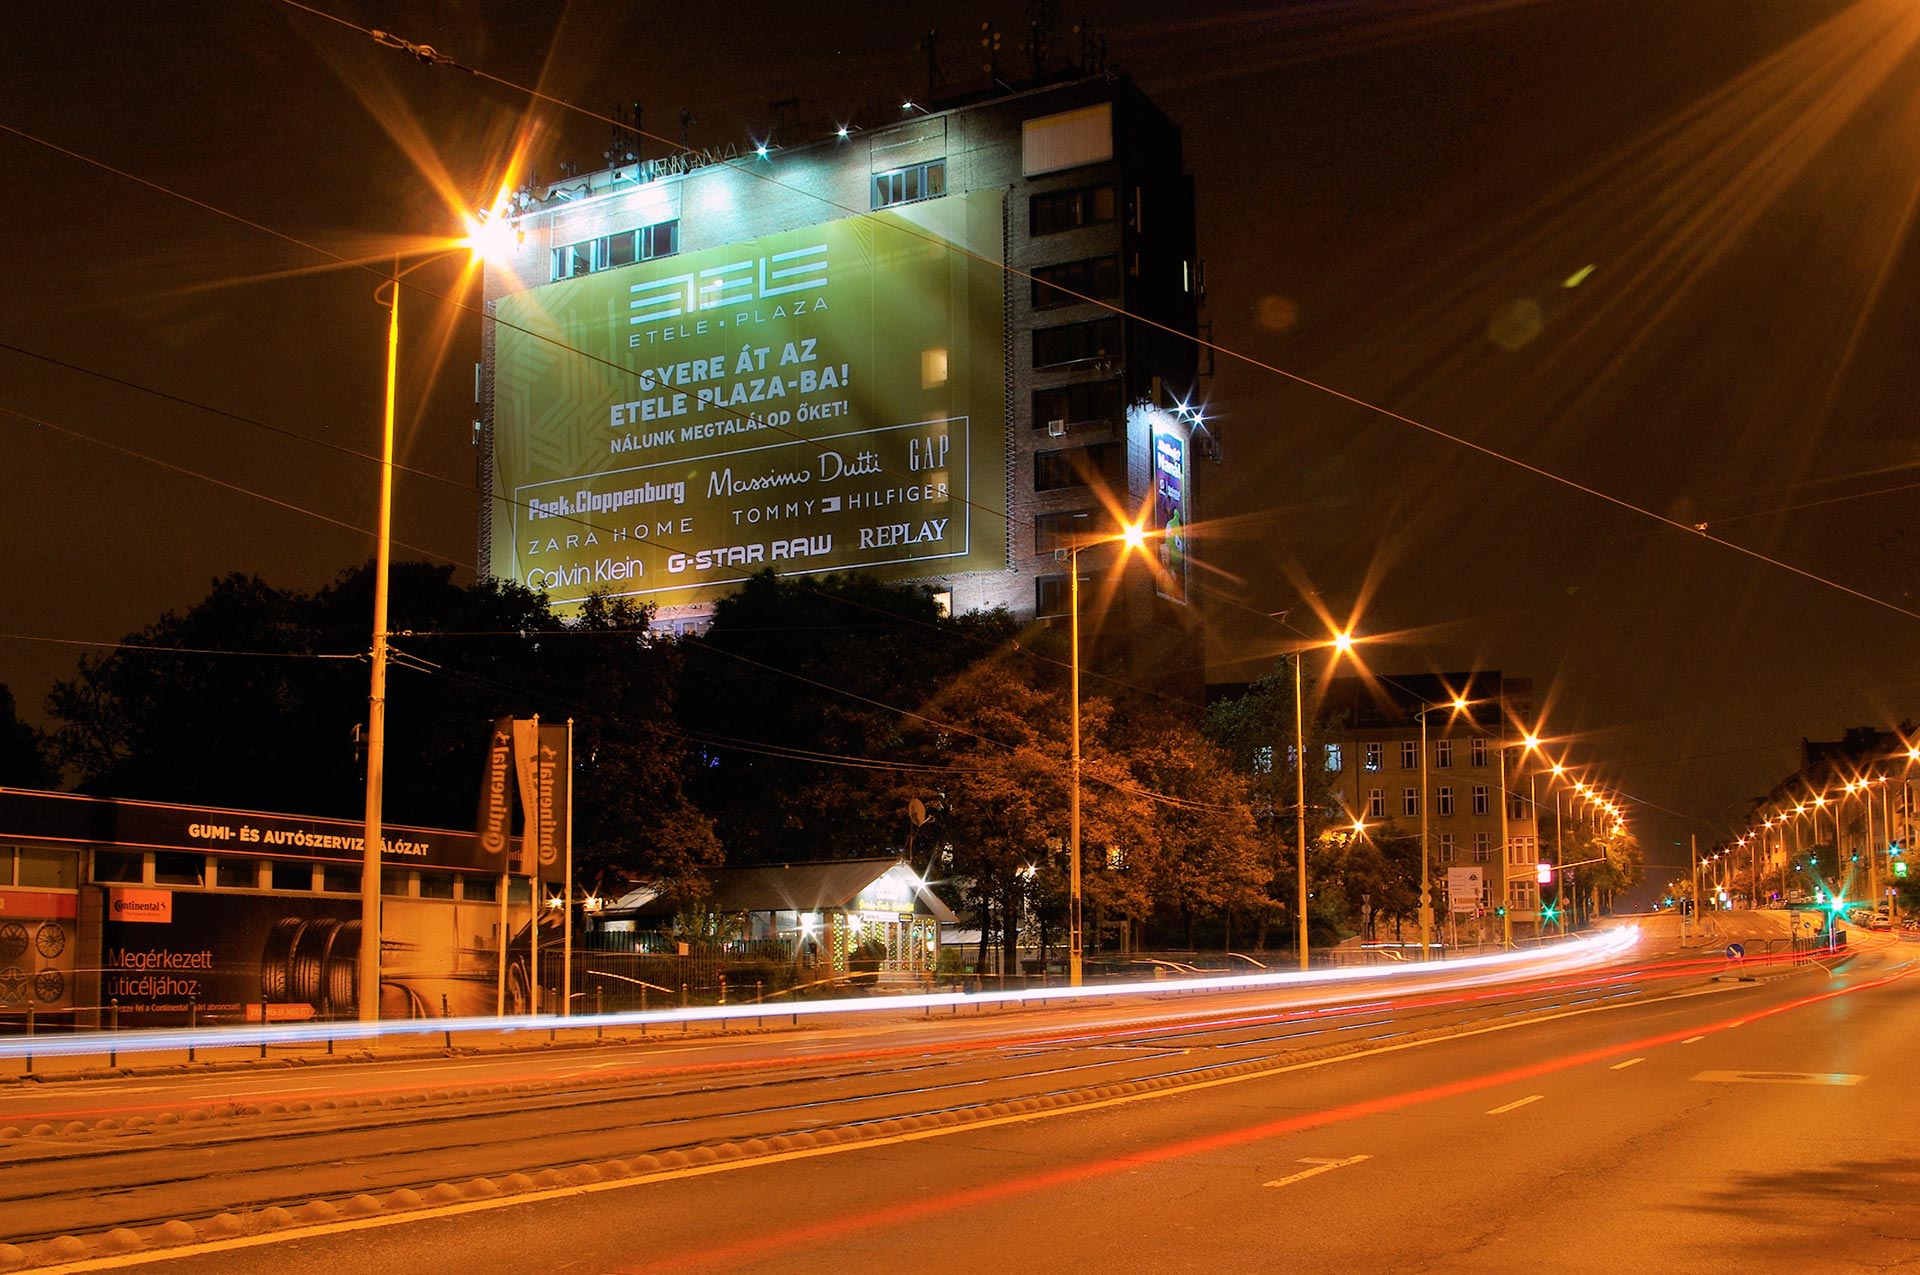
(1035, 573, 1090, 618)
(1253, 745, 1273, 775)
(1032, 255, 1122, 309)
(94, 850, 143, 884)
(1400, 741, 1418, 769)
(153, 852, 203, 886)
(418, 871, 457, 900)
(1034, 442, 1119, 492)
(1439, 832, 1456, 863)
(1435, 739, 1454, 769)
(215, 859, 259, 889)
(1031, 184, 1118, 235)
(1033, 317, 1121, 369)
(1033, 379, 1123, 431)
(1367, 789, 1385, 819)
(1471, 737, 1489, 767)
(271, 861, 313, 892)
(872, 159, 946, 209)
(321, 865, 360, 893)
(1326, 744, 1343, 773)
(1363, 742, 1382, 772)
(1509, 881, 1535, 909)
(1402, 788, 1418, 817)
(1508, 836, 1536, 866)
(1438, 786, 1455, 817)
(1473, 832, 1491, 863)
(1472, 785, 1490, 816)
(1034, 509, 1094, 555)
(15, 846, 78, 888)
(550, 219, 679, 281)
(1510, 791, 1530, 821)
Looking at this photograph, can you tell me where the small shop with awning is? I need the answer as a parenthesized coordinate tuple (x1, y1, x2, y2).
(599, 857, 955, 982)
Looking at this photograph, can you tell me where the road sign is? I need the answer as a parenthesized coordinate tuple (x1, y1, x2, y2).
(1725, 942, 1745, 960)
(1446, 867, 1483, 913)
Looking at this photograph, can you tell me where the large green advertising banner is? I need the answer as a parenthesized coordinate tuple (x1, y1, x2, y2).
(491, 191, 1008, 612)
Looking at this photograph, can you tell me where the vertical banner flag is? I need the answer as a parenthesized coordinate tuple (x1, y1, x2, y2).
(511, 717, 541, 876)
(535, 723, 568, 879)
(476, 717, 514, 862)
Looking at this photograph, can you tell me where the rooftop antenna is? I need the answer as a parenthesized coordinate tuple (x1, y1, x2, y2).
(918, 27, 943, 101)
(1027, 0, 1058, 81)
(679, 107, 696, 151)
(605, 101, 641, 169)
(769, 96, 798, 146)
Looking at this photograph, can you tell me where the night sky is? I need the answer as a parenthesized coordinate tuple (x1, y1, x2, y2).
(7, 1, 1917, 897)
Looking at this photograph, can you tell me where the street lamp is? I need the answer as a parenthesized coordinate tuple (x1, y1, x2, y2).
(1415, 692, 1471, 960)
(1066, 521, 1154, 988)
(1288, 628, 1355, 971)
(359, 234, 492, 1022)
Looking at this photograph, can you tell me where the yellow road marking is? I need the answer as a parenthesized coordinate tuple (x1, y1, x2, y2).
(1609, 1057, 1645, 1070)
(28, 980, 1753, 1272)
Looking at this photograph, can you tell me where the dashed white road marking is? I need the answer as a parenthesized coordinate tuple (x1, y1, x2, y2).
(1609, 1057, 1645, 1070)
(1264, 1154, 1371, 1188)
(1681, 1035, 1706, 1044)
(1486, 1094, 1545, 1115)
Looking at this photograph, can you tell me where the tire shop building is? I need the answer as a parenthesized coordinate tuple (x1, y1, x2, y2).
(0, 787, 521, 1028)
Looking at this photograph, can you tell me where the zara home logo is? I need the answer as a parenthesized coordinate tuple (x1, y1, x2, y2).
(629, 244, 829, 325)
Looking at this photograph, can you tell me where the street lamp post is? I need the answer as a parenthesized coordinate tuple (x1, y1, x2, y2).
(1286, 630, 1353, 971)
(1066, 523, 1153, 988)
(359, 271, 403, 1023)
(1414, 694, 1469, 960)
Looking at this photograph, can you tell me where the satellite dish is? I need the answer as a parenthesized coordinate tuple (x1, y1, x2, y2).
(908, 798, 928, 827)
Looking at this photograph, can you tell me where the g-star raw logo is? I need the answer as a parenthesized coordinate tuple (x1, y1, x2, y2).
(629, 245, 828, 324)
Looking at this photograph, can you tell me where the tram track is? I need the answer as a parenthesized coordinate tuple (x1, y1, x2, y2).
(0, 956, 1725, 1248)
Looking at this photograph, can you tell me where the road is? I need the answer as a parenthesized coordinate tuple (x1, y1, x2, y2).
(2, 919, 1909, 1272)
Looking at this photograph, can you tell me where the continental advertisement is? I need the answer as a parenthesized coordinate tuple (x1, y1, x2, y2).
(490, 190, 1008, 611)
(100, 893, 505, 1026)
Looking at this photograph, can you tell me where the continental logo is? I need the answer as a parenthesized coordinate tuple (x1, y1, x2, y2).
(629, 245, 828, 324)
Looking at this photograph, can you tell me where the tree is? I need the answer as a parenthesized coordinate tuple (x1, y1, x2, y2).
(678, 570, 1016, 863)
(1204, 664, 1348, 951)
(0, 683, 58, 788)
(44, 564, 718, 892)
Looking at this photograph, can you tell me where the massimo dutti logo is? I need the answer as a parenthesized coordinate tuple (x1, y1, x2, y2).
(628, 245, 829, 324)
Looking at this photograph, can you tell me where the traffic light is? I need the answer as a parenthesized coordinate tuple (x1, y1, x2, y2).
(1897, 861, 1909, 880)
(1496, 905, 1507, 918)
(1535, 861, 1552, 885)
(1540, 903, 1559, 923)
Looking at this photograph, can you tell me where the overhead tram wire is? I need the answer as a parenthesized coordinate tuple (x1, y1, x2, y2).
(264, 4, 1920, 631)
(0, 632, 361, 661)
(379, 641, 1001, 780)
(0, 404, 466, 571)
(0, 328, 1198, 723)
(0, 364, 1202, 801)
(16, 34, 1901, 814)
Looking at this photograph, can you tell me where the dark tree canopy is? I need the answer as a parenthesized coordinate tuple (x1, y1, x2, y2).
(0, 683, 58, 789)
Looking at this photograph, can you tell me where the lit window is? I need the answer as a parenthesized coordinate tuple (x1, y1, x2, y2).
(1253, 745, 1274, 775)
(1325, 744, 1343, 773)
(873, 159, 946, 209)
(550, 219, 678, 281)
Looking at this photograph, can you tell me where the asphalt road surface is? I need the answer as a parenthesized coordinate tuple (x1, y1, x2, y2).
(4, 919, 1910, 1273)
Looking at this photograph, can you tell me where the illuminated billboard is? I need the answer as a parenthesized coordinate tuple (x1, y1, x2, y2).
(489, 191, 1007, 612)
(1147, 409, 1190, 604)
